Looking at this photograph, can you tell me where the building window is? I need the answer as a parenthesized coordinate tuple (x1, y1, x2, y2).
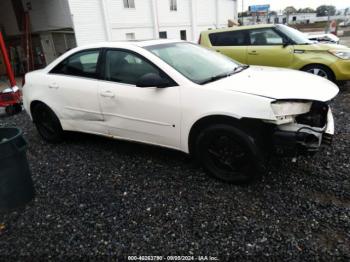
(159, 31, 167, 39)
(123, 0, 135, 8)
(180, 30, 187, 40)
(170, 0, 177, 11)
(293, 16, 297, 21)
(126, 33, 135, 40)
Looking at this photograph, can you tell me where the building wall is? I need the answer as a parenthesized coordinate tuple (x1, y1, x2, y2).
(25, 0, 73, 32)
(68, 0, 107, 46)
(68, 0, 237, 45)
(196, 0, 217, 28)
(0, 0, 73, 36)
(0, 0, 21, 36)
(158, 0, 191, 26)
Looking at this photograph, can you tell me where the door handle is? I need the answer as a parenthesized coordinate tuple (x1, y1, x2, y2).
(48, 83, 59, 89)
(101, 91, 115, 98)
(248, 51, 258, 55)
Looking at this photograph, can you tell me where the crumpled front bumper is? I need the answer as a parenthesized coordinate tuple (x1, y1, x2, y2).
(272, 108, 334, 156)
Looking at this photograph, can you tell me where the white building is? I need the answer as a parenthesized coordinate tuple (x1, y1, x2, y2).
(69, 0, 238, 45)
(0, 0, 238, 68)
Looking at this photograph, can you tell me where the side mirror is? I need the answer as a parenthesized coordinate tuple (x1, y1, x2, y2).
(282, 39, 290, 48)
(136, 73, 169, 88)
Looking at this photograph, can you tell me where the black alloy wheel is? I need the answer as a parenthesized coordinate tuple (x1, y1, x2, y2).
(32, 103, 63, 143)
(195, 124, 264, 184)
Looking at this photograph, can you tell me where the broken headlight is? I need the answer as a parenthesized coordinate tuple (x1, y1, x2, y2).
(295, 101, 329, 128)
(271, 101, 312, 117)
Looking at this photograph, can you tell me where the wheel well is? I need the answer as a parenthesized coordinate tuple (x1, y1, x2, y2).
(301, 63, 335, 80)
(30, 100, 46, 117)
(30, 100, 57, 122)
(188, 115, 269, 155)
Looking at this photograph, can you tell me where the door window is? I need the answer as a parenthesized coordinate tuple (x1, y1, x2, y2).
(209, 30, 247, 46)
(50, 49, 100, 78)
(249, 28, 284, 45)
(103, 50, 172, 86)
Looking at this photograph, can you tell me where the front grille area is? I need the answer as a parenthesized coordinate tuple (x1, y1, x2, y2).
(295, 101, 329, 128)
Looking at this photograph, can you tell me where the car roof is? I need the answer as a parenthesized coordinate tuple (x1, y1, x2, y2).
(201, 24, 275, 34)
(76, 39, 182, 50)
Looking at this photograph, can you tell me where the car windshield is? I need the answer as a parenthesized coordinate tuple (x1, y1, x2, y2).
(145, 42, 243, 85)
(276, 24, 313, 45)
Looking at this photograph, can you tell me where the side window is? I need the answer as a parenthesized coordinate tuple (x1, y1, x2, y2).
(51, 50, 100, 78)
(104, 50, 173, 86)
(170, 0, 177, 11)
(249, 28, 284, 45)
(123, 0, 135, 8)
(209, 30, 247, 46)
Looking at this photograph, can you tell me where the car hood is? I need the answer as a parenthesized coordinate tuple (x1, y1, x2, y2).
(208, 66, 339, 102)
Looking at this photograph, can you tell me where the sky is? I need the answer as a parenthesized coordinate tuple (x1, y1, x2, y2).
(237, 0, 350, 12)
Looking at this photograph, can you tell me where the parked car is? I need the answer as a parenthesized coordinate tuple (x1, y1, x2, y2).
(23, 40, 338, 183)
(307, 33, 340, 45)
(339, 19, 350, 27)
(199, 24, 350, 81)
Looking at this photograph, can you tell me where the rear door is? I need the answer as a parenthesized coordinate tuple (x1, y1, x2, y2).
(246, 27, 294, 67)
(208, 30, 249, 64)
(47, 49, 105, 133)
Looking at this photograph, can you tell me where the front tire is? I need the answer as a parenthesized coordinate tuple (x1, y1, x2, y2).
(32, 103, 63, 143)
(302, 65, 335, 82)
(195, 124, 265, 184)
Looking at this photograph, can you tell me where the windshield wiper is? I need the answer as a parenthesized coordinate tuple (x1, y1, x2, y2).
(233, 64, 250, 72)
(200, 65, 249, 85)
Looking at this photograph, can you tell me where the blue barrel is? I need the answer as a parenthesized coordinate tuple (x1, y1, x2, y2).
(0, 128, 35, 210)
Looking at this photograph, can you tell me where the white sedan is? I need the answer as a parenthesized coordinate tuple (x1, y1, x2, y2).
(23, 40, 339, 183)
(307, 33, 340, 45)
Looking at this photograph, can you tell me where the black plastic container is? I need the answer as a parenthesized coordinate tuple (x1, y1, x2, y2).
(0, 128, 35, 210)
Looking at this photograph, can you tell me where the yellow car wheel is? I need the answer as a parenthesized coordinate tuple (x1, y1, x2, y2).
(302, 64, 335, 82)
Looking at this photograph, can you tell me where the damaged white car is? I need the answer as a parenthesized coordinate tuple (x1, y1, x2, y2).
(23, 40, 339, 183)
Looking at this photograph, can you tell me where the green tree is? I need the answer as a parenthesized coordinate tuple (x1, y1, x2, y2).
(283, 6, 297, 15)
(297, 7, 315, 13)
(316, 5, 336, 17)
(345, 8, 349, 16)
(238, 11, 249, 17)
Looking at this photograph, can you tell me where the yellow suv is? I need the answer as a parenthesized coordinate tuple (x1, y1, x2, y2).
(199, 24, 350, 82)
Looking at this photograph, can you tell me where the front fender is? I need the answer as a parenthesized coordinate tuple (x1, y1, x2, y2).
(179, 89, 276, 153)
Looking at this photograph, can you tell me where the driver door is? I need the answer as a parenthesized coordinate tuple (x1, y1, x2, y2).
(246, 27, 294, 68)
(98, 49, 181, 149)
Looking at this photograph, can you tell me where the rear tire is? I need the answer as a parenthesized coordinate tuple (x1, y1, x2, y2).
(194, 124, 265, 184)
(32, 103, 63, 143)
(302, 65, 335, 82)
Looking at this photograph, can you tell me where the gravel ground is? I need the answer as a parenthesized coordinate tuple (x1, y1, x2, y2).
(0, 85, 350, 260)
